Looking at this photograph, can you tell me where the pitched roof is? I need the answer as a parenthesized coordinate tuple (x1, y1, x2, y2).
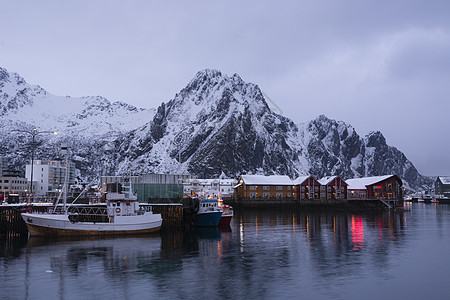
(438, 176, 450, 185)
(241, 175, 293, 185)
(318, 176, 338, 185)
(346, 175, 395, 190)
(293, 175, 317, 185)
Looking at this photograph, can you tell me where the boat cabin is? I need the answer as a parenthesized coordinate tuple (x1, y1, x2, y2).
(200, 198, 220, 210)
(104, 183, 142, 217)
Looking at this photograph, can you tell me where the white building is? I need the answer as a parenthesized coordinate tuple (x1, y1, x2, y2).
(183, 178, 237, 199)
(25, 160, 76, 197)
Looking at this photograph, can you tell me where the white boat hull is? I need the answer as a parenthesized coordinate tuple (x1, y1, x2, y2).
(21, 213, 162, 237)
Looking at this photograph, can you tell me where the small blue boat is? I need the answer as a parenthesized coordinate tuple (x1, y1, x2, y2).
(194, 197, 222, 227)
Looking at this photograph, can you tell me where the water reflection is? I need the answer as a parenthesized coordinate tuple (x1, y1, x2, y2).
(234, 208, 409, 291)
(1, 205, 450, 299)
(351, 216, 364, 251)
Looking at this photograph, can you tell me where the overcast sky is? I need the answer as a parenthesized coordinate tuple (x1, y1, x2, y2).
(1, 0, 450, 176)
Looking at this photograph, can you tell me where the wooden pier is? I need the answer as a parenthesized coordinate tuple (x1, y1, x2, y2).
(142, 203, 184, 228)
(225, 198, 404, 209)
(0, 205, 30, 237)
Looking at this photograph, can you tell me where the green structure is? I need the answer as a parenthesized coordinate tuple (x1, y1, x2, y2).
(132, 183, 184, 202)
(101, 174, 194, 203)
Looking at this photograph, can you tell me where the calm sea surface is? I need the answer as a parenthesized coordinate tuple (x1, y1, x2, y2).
(1, 202, 450, 300)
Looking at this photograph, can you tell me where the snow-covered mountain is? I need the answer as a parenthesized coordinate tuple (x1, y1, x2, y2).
(0, 66, 431, 190)
(0, 66, 155, 138)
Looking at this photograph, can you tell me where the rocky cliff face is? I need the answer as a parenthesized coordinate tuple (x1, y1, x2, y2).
(0, 67, 431, 190)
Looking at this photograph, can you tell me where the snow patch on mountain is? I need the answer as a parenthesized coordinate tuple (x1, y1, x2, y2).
(0, 66, 155, 138)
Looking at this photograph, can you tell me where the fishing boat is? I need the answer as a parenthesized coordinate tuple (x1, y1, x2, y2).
(218, 202, 233, 226)
(21, 146, 162, 237)
(422, 195, 432, 203)
(194, 197, 222, 227)
(21, 182, 162, 237)
(435, 195, 450, 204)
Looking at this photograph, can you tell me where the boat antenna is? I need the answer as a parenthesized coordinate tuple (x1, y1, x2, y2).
(61, 144, 70, 215)
(129, 172, 133, 199)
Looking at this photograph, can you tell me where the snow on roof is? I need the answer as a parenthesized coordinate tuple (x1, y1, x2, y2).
(346, 175, 394, 190)
(241, 175, 293, 185)
(293, 175, 316, 185)
(438, 176, 450, 185)
(185, 178, 237, 185)
(318, 176, 337, 185)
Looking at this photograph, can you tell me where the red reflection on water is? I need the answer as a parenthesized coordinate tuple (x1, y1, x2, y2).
(351, 216, 364, 250)
(378, 217, 383, 240)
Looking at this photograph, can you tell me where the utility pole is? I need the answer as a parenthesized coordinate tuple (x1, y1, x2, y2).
(13, 128, 57, 203)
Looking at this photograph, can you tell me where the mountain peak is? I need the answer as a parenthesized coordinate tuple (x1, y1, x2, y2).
(365, 131, 387, 147)
(195, 69, 223, 78)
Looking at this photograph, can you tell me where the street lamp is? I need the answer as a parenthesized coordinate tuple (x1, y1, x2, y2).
(13, 128, 57, 203)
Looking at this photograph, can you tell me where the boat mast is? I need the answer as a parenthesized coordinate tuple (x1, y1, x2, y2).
(61, 144, 69, 215)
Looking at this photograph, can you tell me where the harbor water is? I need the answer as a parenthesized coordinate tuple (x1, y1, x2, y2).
(1, 202, 450, 299)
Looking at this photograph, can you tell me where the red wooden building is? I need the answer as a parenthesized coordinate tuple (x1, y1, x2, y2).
(294, 175, 321, 200)
(346, 175, 403, 200)
(318, 176, 348, 200)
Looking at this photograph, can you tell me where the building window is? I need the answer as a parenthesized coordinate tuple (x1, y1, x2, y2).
(250, 192, 256, 198)
(276, 186, 283, 190)
(315, 186, 319, 191)
(288, 186, 291, 190)
(287, 193, 291, 197)
(263, 192, 269, 198)
(301, 186, 305, 191)
(263, 186, 269, 190)
(249, 186, 256, 190)
(276, 193, 283, 198)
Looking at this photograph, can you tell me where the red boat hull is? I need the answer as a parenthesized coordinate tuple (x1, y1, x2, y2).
(218, 215, 233, 225)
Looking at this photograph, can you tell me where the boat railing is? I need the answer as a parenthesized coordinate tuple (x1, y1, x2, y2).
(67, 206, 108, 216)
